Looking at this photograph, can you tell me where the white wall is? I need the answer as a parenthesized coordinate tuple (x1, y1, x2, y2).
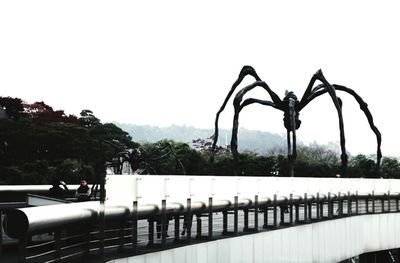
(108, 213, 400, 263)
(106, 175, 400, 206)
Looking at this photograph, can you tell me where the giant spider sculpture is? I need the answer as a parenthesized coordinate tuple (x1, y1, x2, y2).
(210, 66, 382, 177)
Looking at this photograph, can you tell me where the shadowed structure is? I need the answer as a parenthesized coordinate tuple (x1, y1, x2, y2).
(210, 66, 382, 177)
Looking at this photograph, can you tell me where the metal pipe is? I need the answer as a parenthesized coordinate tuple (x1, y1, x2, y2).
(3, 192, 384, 239)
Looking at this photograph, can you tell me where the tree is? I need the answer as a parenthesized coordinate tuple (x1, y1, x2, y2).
(0, 96, 25, 119)
(348, 154, 376, 178)
(0, 98, 140, 184)
(79, 109, 100, 128)
(24, 101, 78, 123)
(380, 157, 400, 179)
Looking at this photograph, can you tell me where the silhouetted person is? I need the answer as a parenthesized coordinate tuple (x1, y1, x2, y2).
(75, 179, 91, 202)
(49, 179, 69, 199)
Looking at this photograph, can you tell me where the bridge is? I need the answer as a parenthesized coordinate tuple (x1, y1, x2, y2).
(1, 175, 400, 263)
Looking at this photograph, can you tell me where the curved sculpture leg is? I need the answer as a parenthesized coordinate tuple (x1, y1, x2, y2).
(231, 111, 240, 176)
(210, 66, 261, 173)
(333, 85, 382, 176)
(229, 80, 281, 176)
(312, 71, 348, 177)
(301, 84, 382, 177)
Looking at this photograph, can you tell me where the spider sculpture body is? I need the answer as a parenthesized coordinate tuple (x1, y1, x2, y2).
(211, 66, 382, 177)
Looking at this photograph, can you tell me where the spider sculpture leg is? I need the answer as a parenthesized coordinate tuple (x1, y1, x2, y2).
(210, 66, 262, 173)
(298, 70, 348, 177)
(333, 85, 382, 176)
(229, 81, 281, 175)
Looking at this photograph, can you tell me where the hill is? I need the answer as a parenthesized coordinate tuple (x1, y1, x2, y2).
(114, 123, 286, 154)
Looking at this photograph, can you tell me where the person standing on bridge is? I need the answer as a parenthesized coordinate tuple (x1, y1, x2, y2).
(48, 179, 69, 198)
(75, 179, 91, 202)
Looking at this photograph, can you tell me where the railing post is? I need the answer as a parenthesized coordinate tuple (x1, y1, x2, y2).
(355, 191, 359, 215)
(186, 198, 192, 244)
(338, 192, 343, 217)
(0, 210, 2, 263)
(289, 194, 293, 224)
(99, 200, 105, 259)
(280, 202, 285, 225)
(347, 191, 352, 216)
(316, 193, 320, 220)
(84, 225, 91, 258)
(273, 194, 277, 228)
(208, 197, 213, 239)
(161, 199, 167, 248)
(295, 203, 299, 224)
(132, 200, 138, 253)
(222, 210, 228, 234)
(254, 195, 259, 232)
(304, 193, 308, 223)
(196, 214, 202, 238)
(234, 196, 238, 235)
(54, 229, 61, 261)
(243, 208, 249, 231)
(174, 215, 180, 243)
(372, 191, 375, 214)
(319, 196, 323, 218)
(328, 192, 332, 219)
(148, 219, 154, 247)
(388, 191, 391, 212)
(18, 235, 27, 263)
(397, 194, 399, 212)
(263, 203, 269, 228)
(118, 222, 125, 251)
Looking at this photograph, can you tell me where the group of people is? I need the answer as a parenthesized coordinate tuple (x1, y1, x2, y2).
(49, 179, 91, 202)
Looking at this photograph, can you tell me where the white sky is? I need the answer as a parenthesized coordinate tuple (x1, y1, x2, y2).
(1, 1, 399, 157)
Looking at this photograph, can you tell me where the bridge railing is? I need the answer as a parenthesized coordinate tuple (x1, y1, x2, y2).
(3, 176, 400, 262)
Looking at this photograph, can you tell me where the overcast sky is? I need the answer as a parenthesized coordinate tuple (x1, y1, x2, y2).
(1, 1, 399, 157)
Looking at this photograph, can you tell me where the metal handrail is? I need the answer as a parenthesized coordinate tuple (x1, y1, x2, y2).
(2, 190, 400, 263)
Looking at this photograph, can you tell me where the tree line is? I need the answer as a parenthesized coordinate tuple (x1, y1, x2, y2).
(1, 96, 399, 185)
